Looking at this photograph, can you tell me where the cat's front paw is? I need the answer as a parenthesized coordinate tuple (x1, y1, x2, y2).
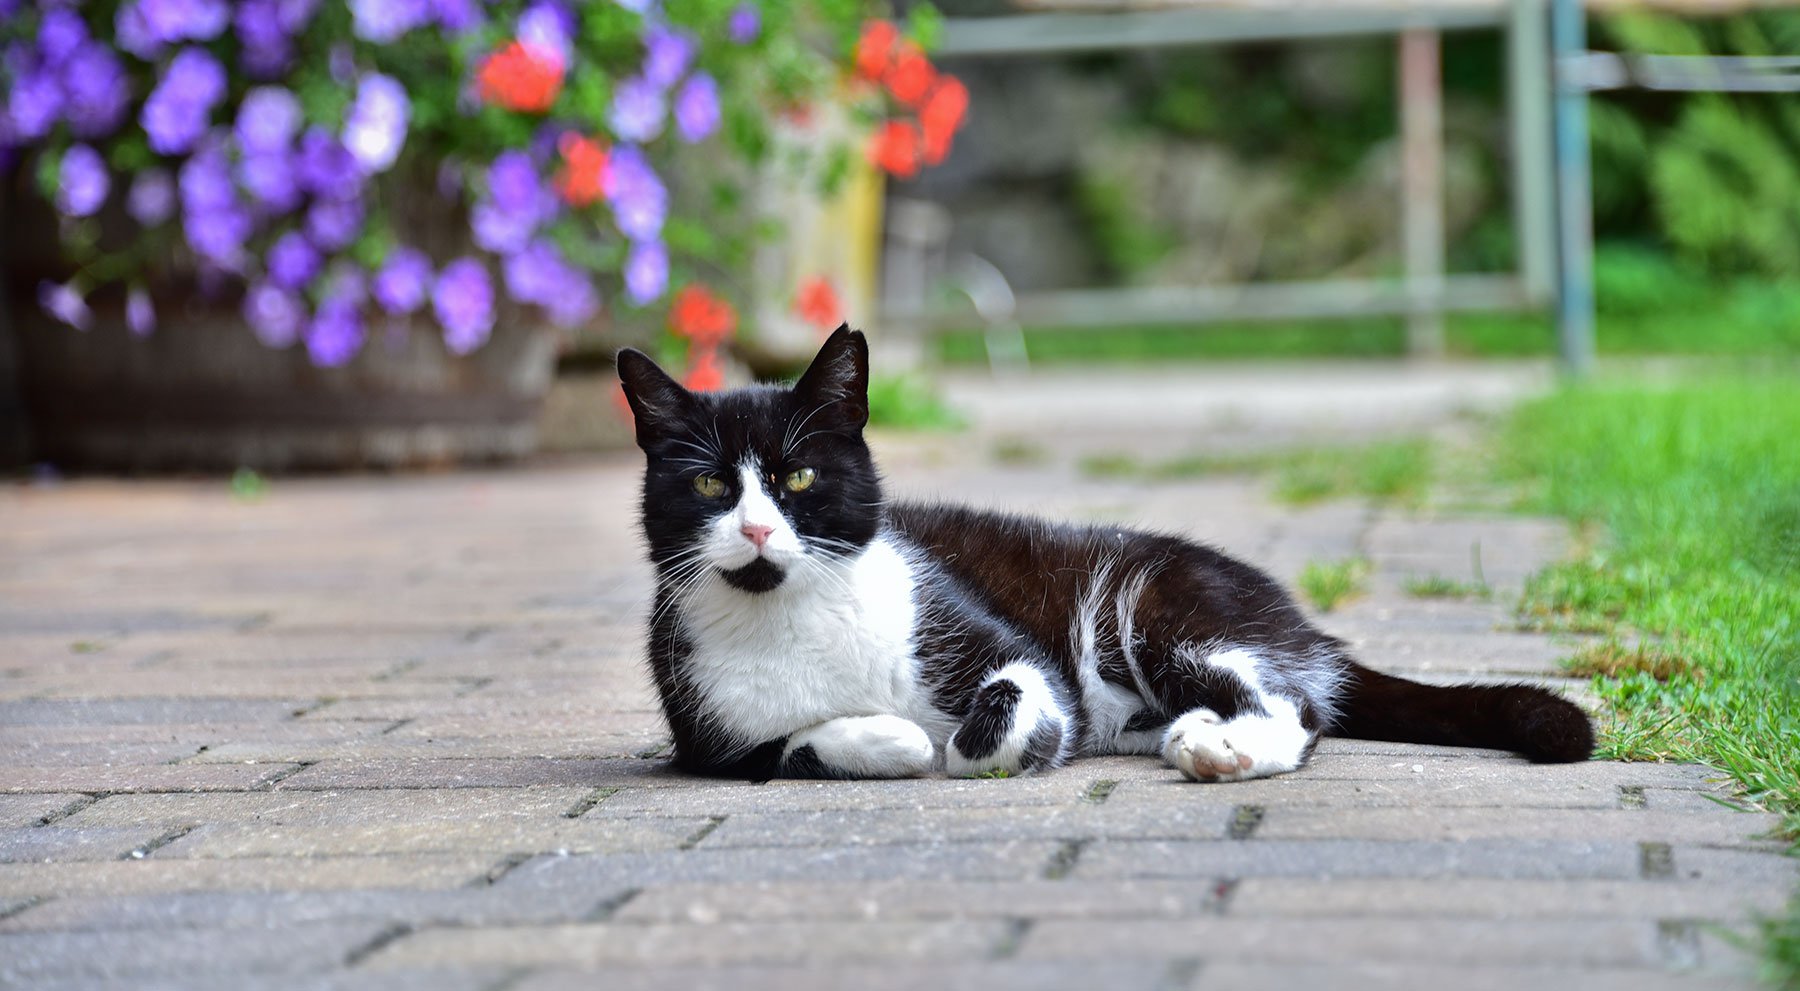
(784, 714, 935, 779)
(945, 662, 1071, 777)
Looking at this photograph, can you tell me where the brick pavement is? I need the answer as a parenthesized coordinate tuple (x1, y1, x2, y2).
(0, 423, 1792, 990)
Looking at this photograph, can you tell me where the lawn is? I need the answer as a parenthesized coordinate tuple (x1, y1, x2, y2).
(1498, 372, 1800, 988)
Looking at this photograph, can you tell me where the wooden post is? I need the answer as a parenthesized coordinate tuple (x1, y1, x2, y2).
(1552, 0, 1597, 376)
(1400, 27, 1446, 358)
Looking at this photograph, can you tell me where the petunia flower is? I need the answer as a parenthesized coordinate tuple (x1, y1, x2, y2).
(373, 248, 433, 315)
(434, 257, 495, 354)
(673, 73, 720, 144)
(128, 169, 175, 226)
(266, 231, 322, 290)
(236, 86, 301, 153)
(349, 0, 432, 43)
(623, 240, 668, 305)
(244, 282, 304, 348)
(56, 145, 109, 217)
(605, 146, 666, 242)
(38, 280, 92, 330)
(343, 73, 411, 174)
(609, 76, 665, 144)
(306, 297, 366, 367)
(727, 4, 760, 43)
(61, 44, 131, 138)
(641, 28, 694, 90)
(126, 287, 157, 337)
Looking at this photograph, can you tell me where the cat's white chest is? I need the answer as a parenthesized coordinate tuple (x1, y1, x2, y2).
(677, 537, 937, 745)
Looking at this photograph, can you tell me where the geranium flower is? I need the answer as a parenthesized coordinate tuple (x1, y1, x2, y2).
(885, 43, 936, 107)
(434, 257, 495, 354)
(623, 240, 668, 305)
(669, 284, 736, 345)
(476, 41, 564, 113)
(920, 76, 968, 164)
(56, 145, 109, 217)
(684, 346, 724, 392)
(674, 73, 720, 143)
(555, 133, 609, 207)
(855, 20, 899, 81)
(868, 120, 921, 179)
(793, 275, 843, 330)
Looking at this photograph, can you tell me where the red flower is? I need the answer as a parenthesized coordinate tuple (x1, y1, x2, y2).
(885, 43, 937, 108)
(476, 41, 565, 113)
(555, 133, 609, 207)
(920, 75, 968, 164)
(855, 20, 899, 81)
(868, 120, 921, 179)
(684, 346, 725, 392)
(794, 275, 843, 331)
(669, 284, 737, 347)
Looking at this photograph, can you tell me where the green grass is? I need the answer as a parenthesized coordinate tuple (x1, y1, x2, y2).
(1078, 439, 1431, 508)
(1403, 574, 1492, 600)
(1297, 557, 1370, 613)
(865, 374, 963, 431)
(1498, 372, 1800, 987)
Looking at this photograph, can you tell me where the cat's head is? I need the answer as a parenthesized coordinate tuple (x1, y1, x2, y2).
(616, 325, 884, 594)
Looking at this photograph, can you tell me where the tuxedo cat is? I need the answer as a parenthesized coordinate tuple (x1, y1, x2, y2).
(616, 326, 1593, 782)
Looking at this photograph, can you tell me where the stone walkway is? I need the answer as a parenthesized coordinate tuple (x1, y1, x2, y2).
(1, 416, 1793, 989)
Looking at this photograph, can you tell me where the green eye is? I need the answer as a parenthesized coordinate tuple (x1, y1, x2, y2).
(693, 475, 726, 498)
(785, 467, 816, 492)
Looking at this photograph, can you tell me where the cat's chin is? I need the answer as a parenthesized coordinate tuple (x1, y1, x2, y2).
(718, 558, 787, 593)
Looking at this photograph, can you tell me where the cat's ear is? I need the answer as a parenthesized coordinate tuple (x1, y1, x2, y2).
(616, 348, 697, 449)
(791, 323, 869, 432)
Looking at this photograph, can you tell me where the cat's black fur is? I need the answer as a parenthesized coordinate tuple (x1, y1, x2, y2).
(618, 326, 1594, 783)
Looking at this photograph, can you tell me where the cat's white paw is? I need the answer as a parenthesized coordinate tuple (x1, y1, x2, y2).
(785, 714, 935, 778)
(1163, 705, 1310, 783)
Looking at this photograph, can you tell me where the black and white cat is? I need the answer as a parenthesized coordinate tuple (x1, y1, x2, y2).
(616, 326, 1593, 782)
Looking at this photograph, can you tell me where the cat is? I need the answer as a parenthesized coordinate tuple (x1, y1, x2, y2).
(616, 325, 1594, 782)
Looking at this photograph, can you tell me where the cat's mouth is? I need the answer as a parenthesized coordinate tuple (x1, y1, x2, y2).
(718, 558, 786, 593)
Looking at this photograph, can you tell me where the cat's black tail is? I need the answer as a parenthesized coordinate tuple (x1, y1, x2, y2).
(1329, 663, 1594, 763)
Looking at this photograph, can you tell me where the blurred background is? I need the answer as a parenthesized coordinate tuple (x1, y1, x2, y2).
(1, 0, 1795, 472)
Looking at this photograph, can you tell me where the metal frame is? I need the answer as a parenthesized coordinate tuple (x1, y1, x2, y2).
(892, 1, 1564, 367)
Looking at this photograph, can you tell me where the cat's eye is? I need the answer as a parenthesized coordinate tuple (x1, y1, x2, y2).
(785, 467, 817, 492)
(692, 475, 726, 498)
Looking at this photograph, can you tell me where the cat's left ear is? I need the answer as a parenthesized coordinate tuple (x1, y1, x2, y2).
(616, 348, 698, 449)
(791, 323, 869, 432)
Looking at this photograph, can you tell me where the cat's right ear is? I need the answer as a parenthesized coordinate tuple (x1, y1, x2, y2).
(616, 348, 696, 449)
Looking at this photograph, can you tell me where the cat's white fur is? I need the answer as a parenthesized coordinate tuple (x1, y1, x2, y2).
(679, 459, 1308, 781)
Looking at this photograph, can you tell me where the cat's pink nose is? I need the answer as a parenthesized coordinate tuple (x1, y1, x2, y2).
(740, 524, 773, 549)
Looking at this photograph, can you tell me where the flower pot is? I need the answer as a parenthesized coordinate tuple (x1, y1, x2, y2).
(8, 289, 559, 473)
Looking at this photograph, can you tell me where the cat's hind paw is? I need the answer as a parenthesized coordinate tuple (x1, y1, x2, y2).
(1163, 705, 1310, 783)
(946, 662, 1071, 777)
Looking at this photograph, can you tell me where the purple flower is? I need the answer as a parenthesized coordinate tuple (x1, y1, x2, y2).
(126, 287, 156, 337)
(642, 28, 694, 90)
(503, 239, 568, 305)
(38, 280, 91, 330)
(349, 0, 432, 42)
(431, 0, 481, 32)
(294, 128, 362, 195)
(185, 207, 251, 267)
(238, 152, 301, 211)
(544, 274, 598, 328)
(244, 282, 303, 347)
(674, 73, 720, 143)
(142, 48, 226, 153)
(60, 44, 131, 138)
(518, 2, 574, 70)
(373, 247, 432, 315)
(7, 68, 62, 141)
(278, 0, 322, 33)
(605, 146, 666, 242)
(37, 9, 89, 66)
(623, 240, 667, 305)
(236, 87, 301, 152)
(266, 231, 321, 290)
(471, 203, 535, 256)
(244, 282, 304, 347)
(233, 0, 287, 53)
(471, 152, 553, 255)
(343, 74, 410, 175)
(609, 76, 665, 144)
(115, 4, 161, 59)
(128, 168, 175, 226)
(306, 298, 365, 367)
(433, 257, 494, 354)
(56, 144, 109, 217)
(728, 4, 760, 43)
(179, 145, 235, 212)
(305, 196, 364, 252)
(137, 0, 231, 44)
(613, 0, 653, 14)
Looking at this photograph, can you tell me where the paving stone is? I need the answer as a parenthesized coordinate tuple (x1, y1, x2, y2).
(1187, 963, 1749, 991)
(590, 768, 1141, 818)
(613, 879, 1223, 923)
(0, 721, 397, 747)
(512, 961, 1171, 991)
(0, 883, 621, 933)
(362, 919, 1016, 969)
(0, 921, 389, 983)
(0, 762, 298, 794)
(1018, 917, 1657, 966)
(698, 802, 1233, 849)
(500, 841, 1066, 890)
(156, 815, 706, 858)
(0, 826, 173, 863)
(0, 794, 88, 829)
(61, 787, 594, 828)
(0, 854, 495, 897)
(1073, 839, 1643, 881)
(0, 699, 305, 726)
(1225, 878, 1793, 920)
(1253, 807, 1785, 847)
(273, 757, 671, 790)
(24, 971, 505, 991)
(186, 733, 667, 764)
